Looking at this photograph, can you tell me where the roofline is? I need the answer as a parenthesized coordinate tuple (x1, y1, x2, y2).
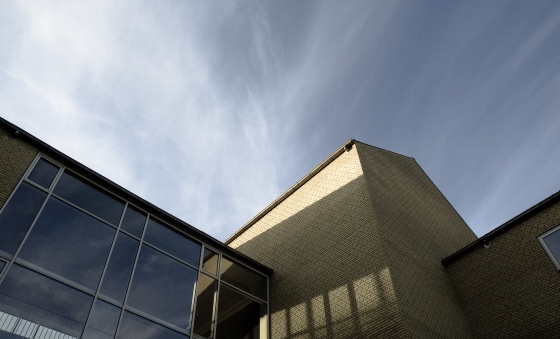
(442, 188, 560, 266)
(225, 139, 412, 245)
(0, 117, 273, 275)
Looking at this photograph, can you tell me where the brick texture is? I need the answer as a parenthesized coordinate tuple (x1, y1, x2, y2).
(356, 142, 476, 339)
(229, 142, 477, 338)
(445, 199, 560, 338)
(0, 127, 38, 209)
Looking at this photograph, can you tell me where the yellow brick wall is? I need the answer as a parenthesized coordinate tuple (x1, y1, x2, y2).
(0, 127, 38, 209)
(229, 147, 409, 339)
(445, 199, 560, 338)
(356, 142, 477, 339)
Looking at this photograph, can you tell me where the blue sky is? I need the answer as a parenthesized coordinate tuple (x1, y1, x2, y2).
(1, 1, 560, 240)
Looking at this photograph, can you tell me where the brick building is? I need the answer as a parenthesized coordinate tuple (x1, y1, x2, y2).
(1, 116, 559, 338)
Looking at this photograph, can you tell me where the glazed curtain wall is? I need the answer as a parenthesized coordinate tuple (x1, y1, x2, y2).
(0, 156, 268, 339)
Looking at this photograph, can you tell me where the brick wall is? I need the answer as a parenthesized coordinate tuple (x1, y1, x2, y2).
(229, 142, 477, 338)
(356, 142, 476, 339)
(445, 198, 560, 338)
(0, 127, 38, 209)
(229, 146, 408, 339)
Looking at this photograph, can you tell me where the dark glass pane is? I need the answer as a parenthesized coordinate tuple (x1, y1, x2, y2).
(0, 264, 93, 338)
(0, 182, 47, 258)
(215, 284, 266, 339)
(53, 171, 125, 225)
(27, 158, 59, 189)
(543, 230, 560, 263)
(117, 312, 188, 339)
(0, 261, 5, 274)
(202, 248, 218, 276)
(144, 218, 201, 267)
(127, 245, 197, 329)
(220, 257, 267, 300)
(83, 299, 121, 339)
(100, 232, 140, 303)
(120, 206, 147, 238)
(18, 197, 116, 291)
(193, 274, 217, 338)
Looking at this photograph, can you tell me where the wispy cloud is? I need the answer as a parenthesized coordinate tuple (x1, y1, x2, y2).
(1, 1, 560, 239)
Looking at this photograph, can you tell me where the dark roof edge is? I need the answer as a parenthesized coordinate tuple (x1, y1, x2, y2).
(224, 139, 412, 245)
(442, 188, 560, 266)
(0, 117, 272, 275)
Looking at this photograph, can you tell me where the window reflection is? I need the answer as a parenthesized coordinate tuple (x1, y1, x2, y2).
(100, 232, 140, 303)
(117, 312, 189, 339)
(120, 206, 147, 238)
(144, 218, 201, 267)
(215, 283, 266, 339)
(0, 182, 47, 258)
(543, 230, 560, 264)
(193, 274, 217, 338)
(18, 197, 116, 291)
(0, 264, 93, 338)
(127, 245, 197, 330)
(202, 248, 218, 276)
(220, 257, 267, 300)
(82, 299, 121, 339)
(27, 158, 59, 190)
(53, 171, 125, 226)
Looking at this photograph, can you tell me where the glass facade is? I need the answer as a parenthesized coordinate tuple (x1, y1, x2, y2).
(0, 156, 268, 339)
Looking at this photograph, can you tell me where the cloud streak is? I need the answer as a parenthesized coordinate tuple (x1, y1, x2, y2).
(1, 1, 560, 239)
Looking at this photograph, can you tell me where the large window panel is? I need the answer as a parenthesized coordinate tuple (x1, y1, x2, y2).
(0, 182, 47, 258)
(117, 312, 189, 339)
(82, 299, 121, 339)
(144, 218, 201, 267)
(127, 245, 197, 330)
(27, 158, 59, 190)
(220, 257, 267, 300)
(0, 264, 93, 338)
(99, 232, 140, 303)
(18, 197, 116, 291)
(120, 206, 147, 238)
(215, 283, 267, 339)
(193, 274, 218, 338)
(53, 171, 125, 225)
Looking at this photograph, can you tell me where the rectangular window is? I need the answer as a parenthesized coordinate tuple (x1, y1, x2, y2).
(539, 225, 560, 269)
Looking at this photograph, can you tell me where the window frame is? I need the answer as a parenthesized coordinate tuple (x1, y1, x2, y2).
(538, 224, 560, 270)
(0, 153, 270, 339)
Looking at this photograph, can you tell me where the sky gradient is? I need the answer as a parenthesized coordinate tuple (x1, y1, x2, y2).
(1, 1, 560, 240)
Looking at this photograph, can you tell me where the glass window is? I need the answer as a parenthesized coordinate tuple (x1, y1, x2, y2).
(0, 264, 93, 338)
(215, 283, 266, 339)
(18, 197, 116, 291)
(117, 311, 189, 339)
(0, 261, 5, 274)
(541, 227, 560, 269)
(193, 274, 218, 338)
(82, 299, 121, 339)
(202, 248, 219, 276)
(144, 218, 201, 267)
(220, 257, 267, 300)
(127, 245, 198, 330)
(27, 158, 59, 189)
(0, 182, 47, 258)
(53, 171, 125, 225)
(120, 206, 147, 238)
(100, 232, 140, 303)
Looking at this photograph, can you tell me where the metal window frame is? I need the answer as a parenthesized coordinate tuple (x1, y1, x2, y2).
(538, 224, 560, 270)
(0, 153, 270, 339)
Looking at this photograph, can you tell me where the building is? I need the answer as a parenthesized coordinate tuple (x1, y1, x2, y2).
(1, 116, 560, 339)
